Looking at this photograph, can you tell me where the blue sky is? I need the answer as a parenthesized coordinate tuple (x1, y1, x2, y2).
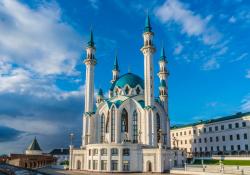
(0, 0, 249, 153)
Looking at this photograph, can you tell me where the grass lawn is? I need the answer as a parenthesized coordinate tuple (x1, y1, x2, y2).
(193, 159, 250, 166)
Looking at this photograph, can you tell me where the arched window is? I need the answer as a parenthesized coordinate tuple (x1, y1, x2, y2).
(156, 113, 161, 143)
(125, 86, 129, 95)
(105, 113, 110, 133)
(100, 114, 105, 143)
(132, 110, 138, 143)
(136, 87, 140, 95)
(121, 109, 128, 132)
(111, 107, 115, 142)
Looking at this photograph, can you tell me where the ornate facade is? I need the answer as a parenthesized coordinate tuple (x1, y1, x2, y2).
(70, 15, 185, 173)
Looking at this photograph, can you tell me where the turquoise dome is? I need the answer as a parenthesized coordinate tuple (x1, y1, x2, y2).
(110, 73, 144, 90)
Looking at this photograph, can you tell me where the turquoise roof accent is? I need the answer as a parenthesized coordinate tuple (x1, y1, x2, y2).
(159, 47, 166, 61)
(144, 14, 152, 32)
(98, 88, 103, 96)
(113, 54, 119, 71)
(171, 112, 250, 130)
(87, 30, 95, 47)
(110, 73, 144, 91)
(105, 99, 124, 109)
(160, 80, 166, 87)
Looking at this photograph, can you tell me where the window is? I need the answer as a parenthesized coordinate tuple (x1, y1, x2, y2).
(245, 145, 249, 151)
(237, 134, 240, 140)
(195, 147, 197, 152)
(111, 148, 118, 156)
(203, 128, 206, 133)
(125, 86, 129, 95)
(215, 126, 218, 131)
(180, 140, 183, 145)
(111, 160, 118, 171)
(231, 145, 234, 151)
(176, 133, 178, 136)
(93, 149, 98, 156)
(228, 124, 232, 129)
(156, 113, 161, 143)
(217, 146, 220, 151)
(230, 135, 233, 141)
(223, 146, 226, 151)
(180, 132, 182, 136)
(185, 140, 187, 144)
(235, 123, 239, 128)
(100, 114, 105, 143)
(193, 130, 196, 134)
(105, 115, 110, 133)
(89, 149, 91, 156)
(88, 160, 91, 169)
(123, 148, 130, 156)
(194, 139, 196, 143)
(121, 109, 128, 133)
(172, 133, 174, 137)
(209, 127, 212, 132)
(136, 87, 140, 95)
(111, 107, 115, 142)
(242, 122, 246, 127)
(244, 133, 248, 139)
(211, 146, 213, 151)
(122, 160, 130, 171)
(204, 138, 207, 143)
(184, 131, 186, 135)
(133, 110, 138, 143)
(205, 147, 207, 151)
(189, 130, 191, 135)
(221, 125, 224, 130)
(199, 138, 201, 143)
(200, 147, 202, 152)
(101, 160, 107, 170)
(210, 137, 213, 142)
(101, 148, 107, 156)
(237, 145, 241, 151)
(222, 136, 225, 141)
(93, 160, 98, 170)
(216, 136, 219, 142)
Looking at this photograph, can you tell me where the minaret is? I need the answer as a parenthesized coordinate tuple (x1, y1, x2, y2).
(140, 14, 156, 147)
(158, 46, 171, 148)
(111, 54, 120, 83)
(158, 46, 169, 113)
(96, 88, 104, 106)
(140, 14, 156, 107)
(82, 30, 97, 146)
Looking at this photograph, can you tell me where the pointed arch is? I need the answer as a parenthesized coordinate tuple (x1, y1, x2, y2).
(121, 109, 128, 133)
(132, 110, 138, 143)
(111, 106, 115, 142)
(156, 113, 161, 143)
(100, 113, 105, 143)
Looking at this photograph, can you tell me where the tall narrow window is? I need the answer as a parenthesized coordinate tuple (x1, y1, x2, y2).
(132, 110, 138, 143)
(125, 86, 129, 95)
(136, 87, 140, 95)
(121, 109, 128, 132)
(105, 113, 110, 133)
(111, 107, 115, 142)
(100, 114, 105, 143)
(156, 113, 161, 143)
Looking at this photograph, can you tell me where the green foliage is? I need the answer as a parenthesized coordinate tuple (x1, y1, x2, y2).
(60, 160, 69, 165)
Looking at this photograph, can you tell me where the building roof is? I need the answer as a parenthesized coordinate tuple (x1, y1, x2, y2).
(171, 112, 250, 130)
(113, 54, 119, 71)
(110, 73, 144, 91)
(27, 137, 42, 151)
(160, 80, 166, 87)
(159, 47, 166, 61)
(98, 88, 103, 96)
(87, 30, 95, 47)
(144, 14, 152, 33)
(50, 148, 69, 155)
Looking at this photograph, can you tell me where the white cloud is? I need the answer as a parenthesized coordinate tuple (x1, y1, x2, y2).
(246, 70, 250, 79)
(241, 94, 250, 111)
(231, 53, 248, 62)
(88, 0, 99, 9)
(174, 43, 183, 55)
(229, 16, 237, 23)
(155, 0, 221, 45)
(202, 58, 220, 70)
(0, 0, 81, 76)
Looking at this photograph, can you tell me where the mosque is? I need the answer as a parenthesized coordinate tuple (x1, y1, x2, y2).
(69, 15, 186, 173)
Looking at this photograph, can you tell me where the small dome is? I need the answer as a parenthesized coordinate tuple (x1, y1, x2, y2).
(110, 73, 144, 91)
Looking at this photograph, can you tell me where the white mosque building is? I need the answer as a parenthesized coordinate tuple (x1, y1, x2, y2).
(69, 15, 185, 173)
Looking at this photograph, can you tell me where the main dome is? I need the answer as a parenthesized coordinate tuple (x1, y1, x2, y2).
(110, 73, 144, 90)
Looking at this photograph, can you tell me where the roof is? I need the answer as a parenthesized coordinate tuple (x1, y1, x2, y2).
(171, 111, 250, 130)
(87, 30, 95, 47)
(160, 80, 166, 87)
(50, 148, 69, 155)
(98, 88, 103, 96)
(27, 137, 42, 151)
(144, 14, 152, 33)
(110, 73, 144, 91)
(113, 55, 119, 71)
(159, 47, 166, 61)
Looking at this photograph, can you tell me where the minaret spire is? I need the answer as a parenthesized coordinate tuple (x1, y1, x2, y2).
(83, 29, 97, 146)
(111, 52, 120, 83)
(144, 12, 152, 33)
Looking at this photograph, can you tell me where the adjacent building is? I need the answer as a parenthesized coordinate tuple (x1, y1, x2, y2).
(8, 137, 56, 169)
(70, 15, 185, 173)
(170, 112, 250, 158)
(50, 148, 69, 165)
